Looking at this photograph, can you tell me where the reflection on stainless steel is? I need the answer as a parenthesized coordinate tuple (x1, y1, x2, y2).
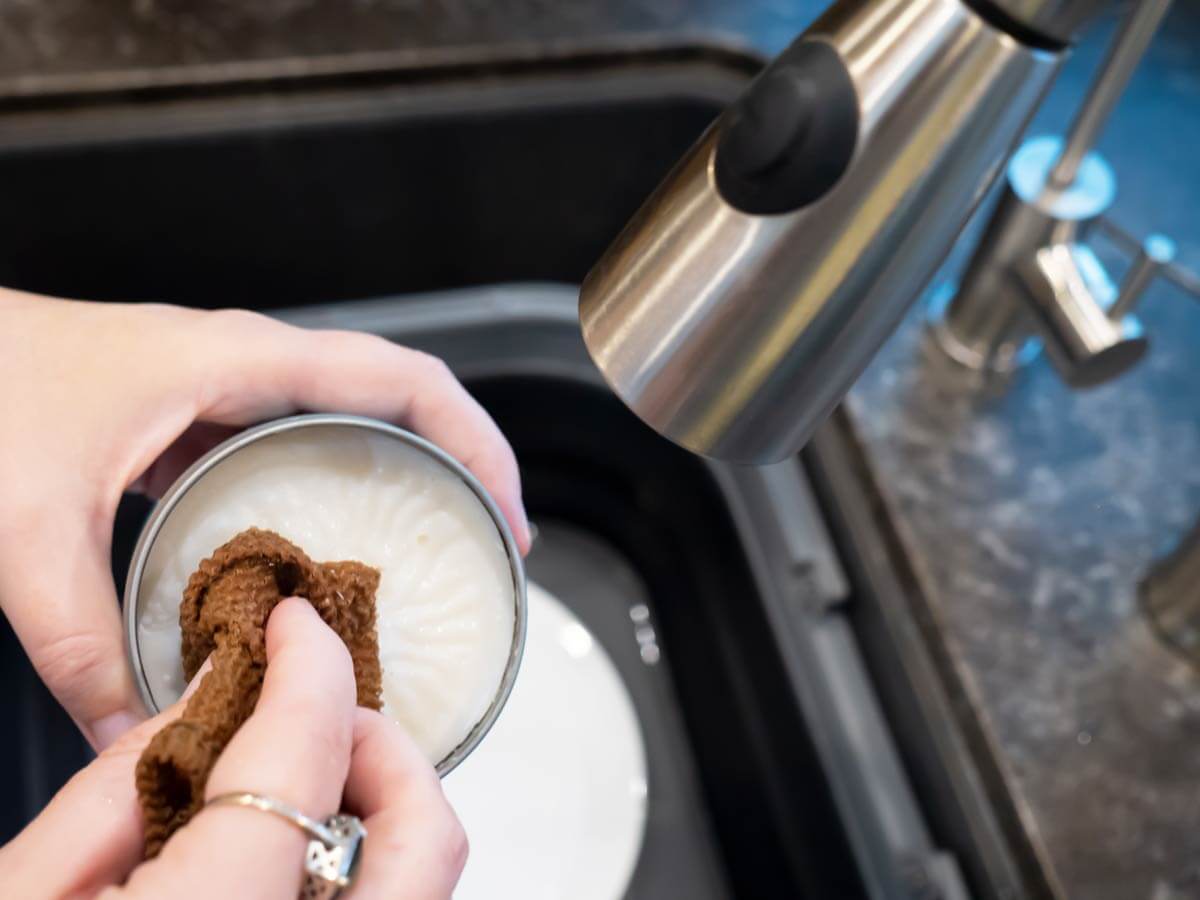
(1048, 0, 1174, 188)
(971, 0, 1113, 46)
(931, 136, 1117, 378)
(1023, 241, 1146, 386)
(1142, 516, 1200, 665)
(580, 0, 1059, 463)
(930, 0, 1173, 388)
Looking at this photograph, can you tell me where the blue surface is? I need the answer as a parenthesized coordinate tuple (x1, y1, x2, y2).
(847, 6, 1200, 897)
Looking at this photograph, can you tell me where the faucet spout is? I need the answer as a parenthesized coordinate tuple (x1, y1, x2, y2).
(579, 0, 1060, 463)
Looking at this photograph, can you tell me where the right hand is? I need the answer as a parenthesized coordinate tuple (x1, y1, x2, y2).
(0, 288, 530, 750)
(0, 598, 467, 899)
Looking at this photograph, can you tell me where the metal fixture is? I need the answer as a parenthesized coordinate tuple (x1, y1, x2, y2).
(1142, 517, 1200, 666)
(579, 0, 1066, 463)
(929, 0, 1176, 386)
(974, 0, 1109, 46)
(1098, 217, 1200, 301)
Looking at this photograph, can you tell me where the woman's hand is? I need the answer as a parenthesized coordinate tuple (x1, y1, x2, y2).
(0, 599, 467, 900)
(0, 288, 530, 749)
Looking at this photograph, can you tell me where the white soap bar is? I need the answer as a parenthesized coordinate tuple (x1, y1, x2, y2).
(135, 424, 516, 765)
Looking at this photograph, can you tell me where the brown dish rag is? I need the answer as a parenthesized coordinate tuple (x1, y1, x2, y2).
(134, 527, 383, 858)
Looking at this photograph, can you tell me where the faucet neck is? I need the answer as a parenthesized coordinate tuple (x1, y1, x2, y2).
(962, 0, 1114, 47)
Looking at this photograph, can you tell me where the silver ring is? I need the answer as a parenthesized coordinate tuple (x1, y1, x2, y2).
(206, 792, 366, 900)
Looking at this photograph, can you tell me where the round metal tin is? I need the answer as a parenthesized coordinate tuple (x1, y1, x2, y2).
(122, 413, 527, 777)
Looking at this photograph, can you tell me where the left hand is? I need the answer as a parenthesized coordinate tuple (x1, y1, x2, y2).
(0, 288, 530, 751)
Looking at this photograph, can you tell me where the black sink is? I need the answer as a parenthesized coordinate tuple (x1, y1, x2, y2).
(477, 374, 862, 898)
(0, 50, 996, 899)
(0, 55, 752, 308)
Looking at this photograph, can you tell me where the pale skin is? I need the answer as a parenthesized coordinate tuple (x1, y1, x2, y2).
(1, 599, 469, 899)
(0, 287, 533, 896)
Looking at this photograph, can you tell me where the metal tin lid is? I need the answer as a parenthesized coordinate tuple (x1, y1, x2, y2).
(122, 413, 527, 778)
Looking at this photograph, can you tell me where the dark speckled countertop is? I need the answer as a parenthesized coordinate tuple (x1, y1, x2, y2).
(849, 8, 1200, 898)
(0, 0, 812, 97)
(2, 1, 1199, 897)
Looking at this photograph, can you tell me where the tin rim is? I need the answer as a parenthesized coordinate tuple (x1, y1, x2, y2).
(122, 413, 528, 778)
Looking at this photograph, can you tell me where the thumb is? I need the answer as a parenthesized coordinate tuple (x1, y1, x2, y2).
(0, 518, 144, 749)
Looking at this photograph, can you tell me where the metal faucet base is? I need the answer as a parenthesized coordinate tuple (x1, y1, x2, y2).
(1141, 516, 1200, 667)
(924, 281, 1039, 380)
(927, 0, 1174, 393)
(926, 134, 1159, 389)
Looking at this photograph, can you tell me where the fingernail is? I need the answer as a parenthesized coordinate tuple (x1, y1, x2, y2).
(91, 710, 144, 750)
(515, 513, 534, 557)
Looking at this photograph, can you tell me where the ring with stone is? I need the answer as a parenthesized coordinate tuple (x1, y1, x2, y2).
(206, 792, 366, 899)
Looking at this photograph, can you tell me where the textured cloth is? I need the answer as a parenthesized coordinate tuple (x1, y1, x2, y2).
(135, 528, 382, 858)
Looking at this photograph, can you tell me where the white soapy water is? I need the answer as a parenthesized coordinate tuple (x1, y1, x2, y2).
(136, 424, 517, 766)
(444, 582, 647, 900)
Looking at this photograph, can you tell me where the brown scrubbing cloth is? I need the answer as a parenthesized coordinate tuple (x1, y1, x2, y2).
(134, 527, 383, 859)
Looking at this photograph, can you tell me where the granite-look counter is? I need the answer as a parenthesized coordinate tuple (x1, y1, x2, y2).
(847, 12, 1200, 895)
(0, 0, 814, 98)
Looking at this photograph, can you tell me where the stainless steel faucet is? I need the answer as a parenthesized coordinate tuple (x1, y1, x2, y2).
(929, 0, 1176, 387)
(577, 0, 1162, 464)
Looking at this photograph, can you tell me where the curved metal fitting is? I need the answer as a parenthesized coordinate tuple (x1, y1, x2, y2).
(929, 0, 1174, 392)
(965, 0, 1109, 47)
(1142, 517, 1200, 666)
(1020, 241, 1146, 387)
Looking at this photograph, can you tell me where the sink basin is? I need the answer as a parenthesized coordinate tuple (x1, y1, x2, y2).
(0, 51, 999, 898)
(0, 55, 752, 308)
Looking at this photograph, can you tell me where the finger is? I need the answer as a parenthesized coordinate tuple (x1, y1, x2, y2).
(130, 598, 357, 898)
(197, 313, 531, 554)
(0, 515, 145, 750)
(342, 709, 468, 900)
(128, 422, 241, 498)
(0, 659, 210, 898)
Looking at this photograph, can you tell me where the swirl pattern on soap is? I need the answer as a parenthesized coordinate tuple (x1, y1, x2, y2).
(136, 426, 516, 765)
